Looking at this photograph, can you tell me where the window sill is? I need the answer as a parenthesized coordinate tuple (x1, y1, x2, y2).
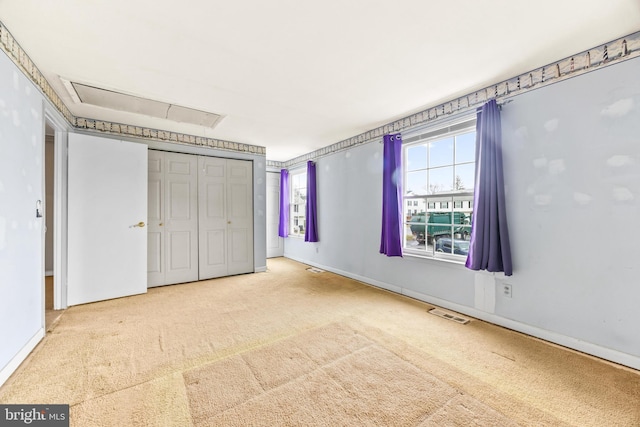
(287, 234, 305, 239)
(402, 250, 468, 268)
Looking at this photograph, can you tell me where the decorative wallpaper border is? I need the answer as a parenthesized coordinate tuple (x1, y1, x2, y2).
(0, 22, 75, 125)
(266, 160, 284, 169)
(283, 31, 640, 168)
(74, 118, 264, 154)
(1, 19, 638, 164)
(0, 21, 266, 157)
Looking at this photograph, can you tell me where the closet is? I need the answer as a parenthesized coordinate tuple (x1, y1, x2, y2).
(198, 156, 253, 279)
(147, 150, 253, 287)
(147, 151, 199, 287)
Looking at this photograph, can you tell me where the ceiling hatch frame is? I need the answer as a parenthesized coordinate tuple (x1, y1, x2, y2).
(62, 79, 224, 129)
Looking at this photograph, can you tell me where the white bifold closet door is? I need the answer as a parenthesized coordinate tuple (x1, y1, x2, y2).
(147, 150, 198, 287)
(198, 156, 254, 279)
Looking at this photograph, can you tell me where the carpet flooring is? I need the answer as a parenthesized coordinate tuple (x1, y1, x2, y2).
(182, 321, 521, 426)
(1, 257, 639, 426)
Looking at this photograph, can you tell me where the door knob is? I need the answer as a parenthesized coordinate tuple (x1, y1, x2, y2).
(227, 221, 231, 224)
(131, 221, 145, 228)
(159, 223, 163, 226)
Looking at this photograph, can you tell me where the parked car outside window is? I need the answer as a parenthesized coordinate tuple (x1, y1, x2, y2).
(435, 238, 470, 256)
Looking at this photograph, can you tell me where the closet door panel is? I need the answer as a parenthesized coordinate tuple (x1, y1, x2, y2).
(226, 159, 254, 275)
(229, 229, 250, 262)
(199, 157, 229, 279)
(168, 231, 193, 269)
(164, 152, 198, 284)
(147, 151, 165, 287)
(205, 230, 226, 266)
(147, 232, 162, 278)
(206, 182, 225, 219)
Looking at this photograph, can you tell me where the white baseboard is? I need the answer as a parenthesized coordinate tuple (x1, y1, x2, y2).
(0, 328, 44, 387)
(401, 289, 640, 371)
(45, 270, 53, 277)
(255, 265, 268, 273)
(283, 255, 640, 371)
(285, 254, 403, 294)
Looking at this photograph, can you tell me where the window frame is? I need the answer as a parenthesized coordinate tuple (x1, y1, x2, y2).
(402, 116, 476, 262)
(289, 167, 307, 238)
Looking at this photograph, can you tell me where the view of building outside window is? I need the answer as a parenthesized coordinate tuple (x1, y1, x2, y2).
(403, 122, 475, 259)
(290, 170, 307, 237)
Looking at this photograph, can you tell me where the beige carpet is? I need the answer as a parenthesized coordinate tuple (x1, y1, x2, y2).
(183, 321, 522, 426)
(2, 258, 639, 426)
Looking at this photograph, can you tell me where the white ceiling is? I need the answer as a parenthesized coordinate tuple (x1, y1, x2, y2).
(1, 1, 639, 161)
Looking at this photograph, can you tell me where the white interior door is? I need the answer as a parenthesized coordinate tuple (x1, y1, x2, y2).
(266, 172, 284, 258)
(67, 134, 147, 305)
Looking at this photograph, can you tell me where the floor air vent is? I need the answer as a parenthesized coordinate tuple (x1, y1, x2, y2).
(306, 267, 325, 273)
(429, 308, 470, 325)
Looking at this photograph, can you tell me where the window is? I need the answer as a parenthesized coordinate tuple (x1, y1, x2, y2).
(290, 169, 307, 237)
(403, 118, 475, 260)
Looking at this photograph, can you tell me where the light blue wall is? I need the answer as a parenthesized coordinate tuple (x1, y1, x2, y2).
(286, 143, 477, 304)
(285, 56, 640, 368)
(499, 56, 640, 358)
(0, 51, 45, 375)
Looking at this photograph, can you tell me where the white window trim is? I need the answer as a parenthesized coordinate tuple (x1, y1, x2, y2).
(402, 115, 476, 263)
(289, 167, 307, 239)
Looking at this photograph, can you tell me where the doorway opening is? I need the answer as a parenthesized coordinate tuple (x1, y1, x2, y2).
(44, 114, 68, 329)
(44, 122, 61, 329)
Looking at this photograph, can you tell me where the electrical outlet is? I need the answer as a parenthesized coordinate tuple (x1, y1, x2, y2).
(502, 283, 513, 298)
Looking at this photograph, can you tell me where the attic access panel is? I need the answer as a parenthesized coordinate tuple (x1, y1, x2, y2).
(70, 82, 223, 128)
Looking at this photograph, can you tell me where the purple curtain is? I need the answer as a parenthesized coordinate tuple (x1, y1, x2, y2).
(278, 169, 289, 238)
(465, 100, 513, 275)
(305, 161, 318, 242)
(379, 133, 403, 257)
